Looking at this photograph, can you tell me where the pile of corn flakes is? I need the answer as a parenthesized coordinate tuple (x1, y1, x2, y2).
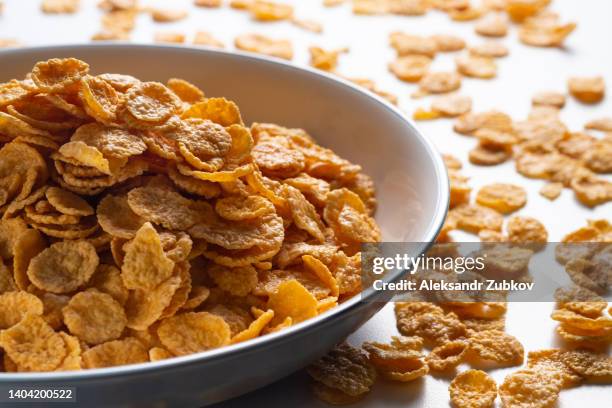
(0, 57, 381, 372)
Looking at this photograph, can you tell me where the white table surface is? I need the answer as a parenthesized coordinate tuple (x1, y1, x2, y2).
(0, 1, 610, 407)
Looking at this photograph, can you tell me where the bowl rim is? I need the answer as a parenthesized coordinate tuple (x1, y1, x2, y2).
(0, 43, 449, 381)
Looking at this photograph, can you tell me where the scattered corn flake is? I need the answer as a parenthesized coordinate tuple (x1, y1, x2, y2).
(567, 76, 605, 104)
(456, 54, 497, 79)
(234, 34, 293, 60)
(532, 91, 566, 108)
(389, 32, 437, 57)
(195, 0, 222, 7)
(41, 0, 79, 14)
(469, 41, 509, 58)
(468, 329, 524, 365)
(154, 32, 186, 44)
(519, 17, 576, 47)
(585, 117, 612, 132)
(506, 216, 548, 247)
(570, 168, 612, 207)
(292, 18, 323, 34)
(432, 94, 472, 117)
(151, 9, 188, 23)
(526, 349, 582, 388)
(475, 13, 508, 37)
(449, 203, 504, 233)
(539, 182, 563, 200)
(250, 0, 293, 21)
(475, 183, 526, 214)
(499, 368, 561, 408)
(449, 369, 497, 408)
(308, 342, 377, 396)
(388, 55, 432, 83)
(193, 31, 225, 48)
(426, 339, 469, 371)
(309, 46, 348, 72)
(418, 71, 461, 95)
(431, 34, 465, 52)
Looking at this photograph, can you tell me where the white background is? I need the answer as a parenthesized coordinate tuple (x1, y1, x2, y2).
(1, 0, 610, 406)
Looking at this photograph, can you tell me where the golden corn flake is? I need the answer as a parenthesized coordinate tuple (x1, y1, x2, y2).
(126, 82, 181, 123)
(292, 18, 323, 34)
(526, 349, 582, 388)
(41, 0, 79, 14)
(532, 91, 566, 108)
(449, 369, 497, 408)
(157, 311, 231, 356)
(231, 309, 274, 344)
(506, 216, 548, 247)
(31, 58, 89, 93)
(303, 254, 339, 297)
(121, 222, 175, 291)
(182, 98, 243, 127)
(309, 46, 348, 72)
(568, 76, 605, 104)
(308, 342, 377, 396)
(551, 308, 612, 331)
(519, 17, 576, 48)
(208, 264, 258, 297)
(283, 186, 325, 242)
(89, 264, 128, 306)
(389, 32, 437, 57)
(539, 182, 563, 201)
(250, 1, 293, 21)
(585, 116, 612, 132)
(431, 94, 473, 117)
(449, 204, 504, 233)
(388, 55, 432, 82)
(426, 339, 469, 371)
(418, 71, 462, 95)
(0, 314, 66, 372)
(154, 32, 186, 44)
(499, 369, 561, 408)
(27, 240, 98, 294)
(431, 34, 465, 52)
(475, 13, 508, 37)
(195, 0, 222, 7)
(215, 195, 274, 221)
(570, 168, 612, 207)
(456, 54, 497, 79)
(193, 31, 225, 48)
(96, 194, 145, 239)
(559, 349, 612, 379)
(475, 183, 526, 214)
(62, 289, 126, 345)
(395, 302, 467, 345)
(125, 274, 181, 330)
(82, 337, 148, 368)
(584, 140, 612, 173)
(469, 329, 524, 365)
(151, 8, 188, 23)
(234, 34, 294, 60)
(311, 381, 364, 405)
(46, 186, 93, 216)
(267, 279, 318, 325)
(127, 186, 203, 231)
(469, 41, 509, 58)
(0, 291, 44, 329)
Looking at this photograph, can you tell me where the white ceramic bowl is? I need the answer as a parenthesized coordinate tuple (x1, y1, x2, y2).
(0, 44, 448, 407)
